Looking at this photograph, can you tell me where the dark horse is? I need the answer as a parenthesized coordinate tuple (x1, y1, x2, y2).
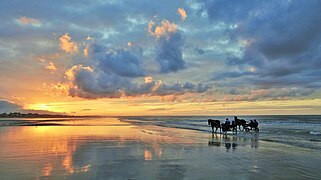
(234, 116, 247, 130)
(245, 120, 259, 132)
(221, 121, 237, 134)
(208, 119, 221, 133)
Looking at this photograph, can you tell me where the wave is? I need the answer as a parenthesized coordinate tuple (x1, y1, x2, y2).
(310, 131, 321, 136)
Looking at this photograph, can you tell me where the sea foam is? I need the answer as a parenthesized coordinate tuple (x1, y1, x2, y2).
(310, 131, 321, 136)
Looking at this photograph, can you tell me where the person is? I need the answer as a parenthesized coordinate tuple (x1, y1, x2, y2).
(253, 119, 258, 129)
(231, 118, 236, 131)
(231, 117, 235, 126)
(248, 120, 254, 130)
(225, 118, 230, 126)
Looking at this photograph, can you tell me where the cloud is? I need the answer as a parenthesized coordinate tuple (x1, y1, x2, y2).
(65, 64, 209, 99)
(223, 88, 315, 101)
(0, 100, 64, 114)
(148, 20, 178, 39)
(0, 100, 21, 112)
(84, 45, 89, 57)
(149, 20, 186, 73)
(97, 48, 146, 77)
(62, 41, 209, 99)
(59, 33, 79, 54)
(46, 62, 57, 71)
(148, 108, 173, 111)
(156, 32, 186, 73)
(177, 8, 187, 21)
(17, 16, 41, 26)
(203, 0, 321, 92)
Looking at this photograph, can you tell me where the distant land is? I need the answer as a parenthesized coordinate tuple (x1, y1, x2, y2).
(0, 112, 97, 118)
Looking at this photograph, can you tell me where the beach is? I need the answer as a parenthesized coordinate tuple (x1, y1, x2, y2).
(0, 116, 321, 179)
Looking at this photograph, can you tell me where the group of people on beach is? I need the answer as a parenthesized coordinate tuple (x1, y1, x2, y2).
(208, 116, 259, 133)
(223, 118, 258, 130)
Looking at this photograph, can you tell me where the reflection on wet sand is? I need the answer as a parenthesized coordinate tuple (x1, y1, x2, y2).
(0, 118, 198, 179)
(42, 163, 52, 177)
(208, 133, 259, 151)
(1, 117, 321, 179)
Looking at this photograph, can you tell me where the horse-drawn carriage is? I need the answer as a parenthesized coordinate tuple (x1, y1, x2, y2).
(208, 116, 259, 134)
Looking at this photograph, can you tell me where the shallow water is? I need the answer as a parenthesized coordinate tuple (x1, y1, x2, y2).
(122, 115, 321, 150)
(0, 116, 321, 179)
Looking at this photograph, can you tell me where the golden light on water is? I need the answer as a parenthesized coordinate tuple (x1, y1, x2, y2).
(42, 163, 52, 177)
(0, 118, 200, 178)
(144, 150, 152, 161)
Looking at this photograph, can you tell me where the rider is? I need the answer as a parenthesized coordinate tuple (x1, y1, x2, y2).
(231, 118, 236, 131)
(225, 118, 230, 127)
(231, 117, 235, 126)
(248, 120, 254, 130)
(253, 119, 258, 129)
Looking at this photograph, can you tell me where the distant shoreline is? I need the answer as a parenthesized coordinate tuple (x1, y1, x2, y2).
(0, 112, 100, 119)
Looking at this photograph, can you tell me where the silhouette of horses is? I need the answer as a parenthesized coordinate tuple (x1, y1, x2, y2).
(221, 122, 237, 134)
(234, 116, 247, 130)
(245, 120, 259, 132)
(208, 119, 221, 133)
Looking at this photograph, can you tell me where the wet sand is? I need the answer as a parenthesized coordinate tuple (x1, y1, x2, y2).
(0, 117, 320, 179)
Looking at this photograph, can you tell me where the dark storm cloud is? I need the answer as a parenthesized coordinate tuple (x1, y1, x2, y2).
(202, 0, 321, 95)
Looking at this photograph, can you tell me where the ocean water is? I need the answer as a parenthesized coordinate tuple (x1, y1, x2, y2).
(0, 115, 321, 179)
(121, 115, 321, 150)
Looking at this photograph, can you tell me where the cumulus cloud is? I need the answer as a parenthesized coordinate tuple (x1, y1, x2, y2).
(148, 20, 178, 39)
(66, 68, 209, 99)
(65, 64, 93, 80)
(203, 0, 321, 94)
(156, 32, 186, 73)
(62, 40, 209, 99)
(177, 8, 187, 21)
(59, 33, 79, 54)
(149, 20, 186, 73)
(98, 48, 146, 77)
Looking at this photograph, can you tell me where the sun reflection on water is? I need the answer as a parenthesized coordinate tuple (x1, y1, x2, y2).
(0, 118, 199, 178)
(42, 163, 52, 177)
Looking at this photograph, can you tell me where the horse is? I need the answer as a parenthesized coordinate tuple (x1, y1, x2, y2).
(245, 120, 259, 132)
(234, 116, 247, 130)
(208, 119, 221, 133)
(221, 121, 237, 134)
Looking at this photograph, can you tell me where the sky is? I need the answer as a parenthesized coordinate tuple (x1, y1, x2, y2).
(0, 0, 321, 116)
